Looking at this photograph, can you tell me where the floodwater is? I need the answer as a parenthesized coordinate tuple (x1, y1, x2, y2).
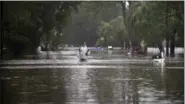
(0, 48, 184, 104)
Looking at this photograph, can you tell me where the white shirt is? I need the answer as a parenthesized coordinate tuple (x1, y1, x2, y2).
(80, 45, 88, 53)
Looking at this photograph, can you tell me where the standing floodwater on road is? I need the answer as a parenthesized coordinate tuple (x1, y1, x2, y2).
(1, 1, 184, 104)
(0, 48, 184, 104)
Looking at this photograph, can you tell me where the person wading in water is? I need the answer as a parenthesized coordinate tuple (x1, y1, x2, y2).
(79, 42, 90, 61)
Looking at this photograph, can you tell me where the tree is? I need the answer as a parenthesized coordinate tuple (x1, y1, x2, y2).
(109, 16, 128, 48)
(122, 1, 183, 56)
(67, 1, 122, 46)
(97, 21, 113, 47)
(2, 1, 80, 56)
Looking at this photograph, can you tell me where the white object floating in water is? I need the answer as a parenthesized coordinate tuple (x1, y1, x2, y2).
(152, 52, 165, 64)
(152, 58, 165, 63)
(108, 46, 113, 50)
(127, 52, 131, 55)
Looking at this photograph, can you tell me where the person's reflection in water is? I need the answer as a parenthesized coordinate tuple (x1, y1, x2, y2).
(89, 68, 115, 103)
(108, 50, 113, 55)
(64, 64, 98, 103)
(46, 51, 50, 59)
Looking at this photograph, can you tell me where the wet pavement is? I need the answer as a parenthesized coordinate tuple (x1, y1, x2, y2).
(0, 48, 184, 104)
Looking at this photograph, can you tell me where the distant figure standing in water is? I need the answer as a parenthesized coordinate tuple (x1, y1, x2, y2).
(79, 42, 90, 61)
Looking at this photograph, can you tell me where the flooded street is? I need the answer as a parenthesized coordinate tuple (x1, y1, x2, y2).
(0, 48, 184, 104)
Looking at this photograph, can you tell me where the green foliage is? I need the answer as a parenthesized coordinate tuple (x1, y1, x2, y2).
(96, 21, 113, 46)
(125, 1, 183, 46)
(2, 1, 183, 56)
(96, 16, 129, 47)
(67, 1, 122, 46)
(3, 1, 80, 55)
(95, 1, 183, 48)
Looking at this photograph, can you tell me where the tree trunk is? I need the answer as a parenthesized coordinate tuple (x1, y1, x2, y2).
(104, 35, 107, 47)
(120, 1, 126, 50)
(159, 42, 165, 53)
(119, 32, 124, 49)
(170, 33, 175, 57)
(120, 1, 126, 27)
(45, 32, 50, 51)
(166, 37, 169, 57)
(121, 40, 123, 49)
(129, 40, 132, 51)
(165, 1, 169, 57)
(170, 42, 175, 57)
(144, 46, 147, 55)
